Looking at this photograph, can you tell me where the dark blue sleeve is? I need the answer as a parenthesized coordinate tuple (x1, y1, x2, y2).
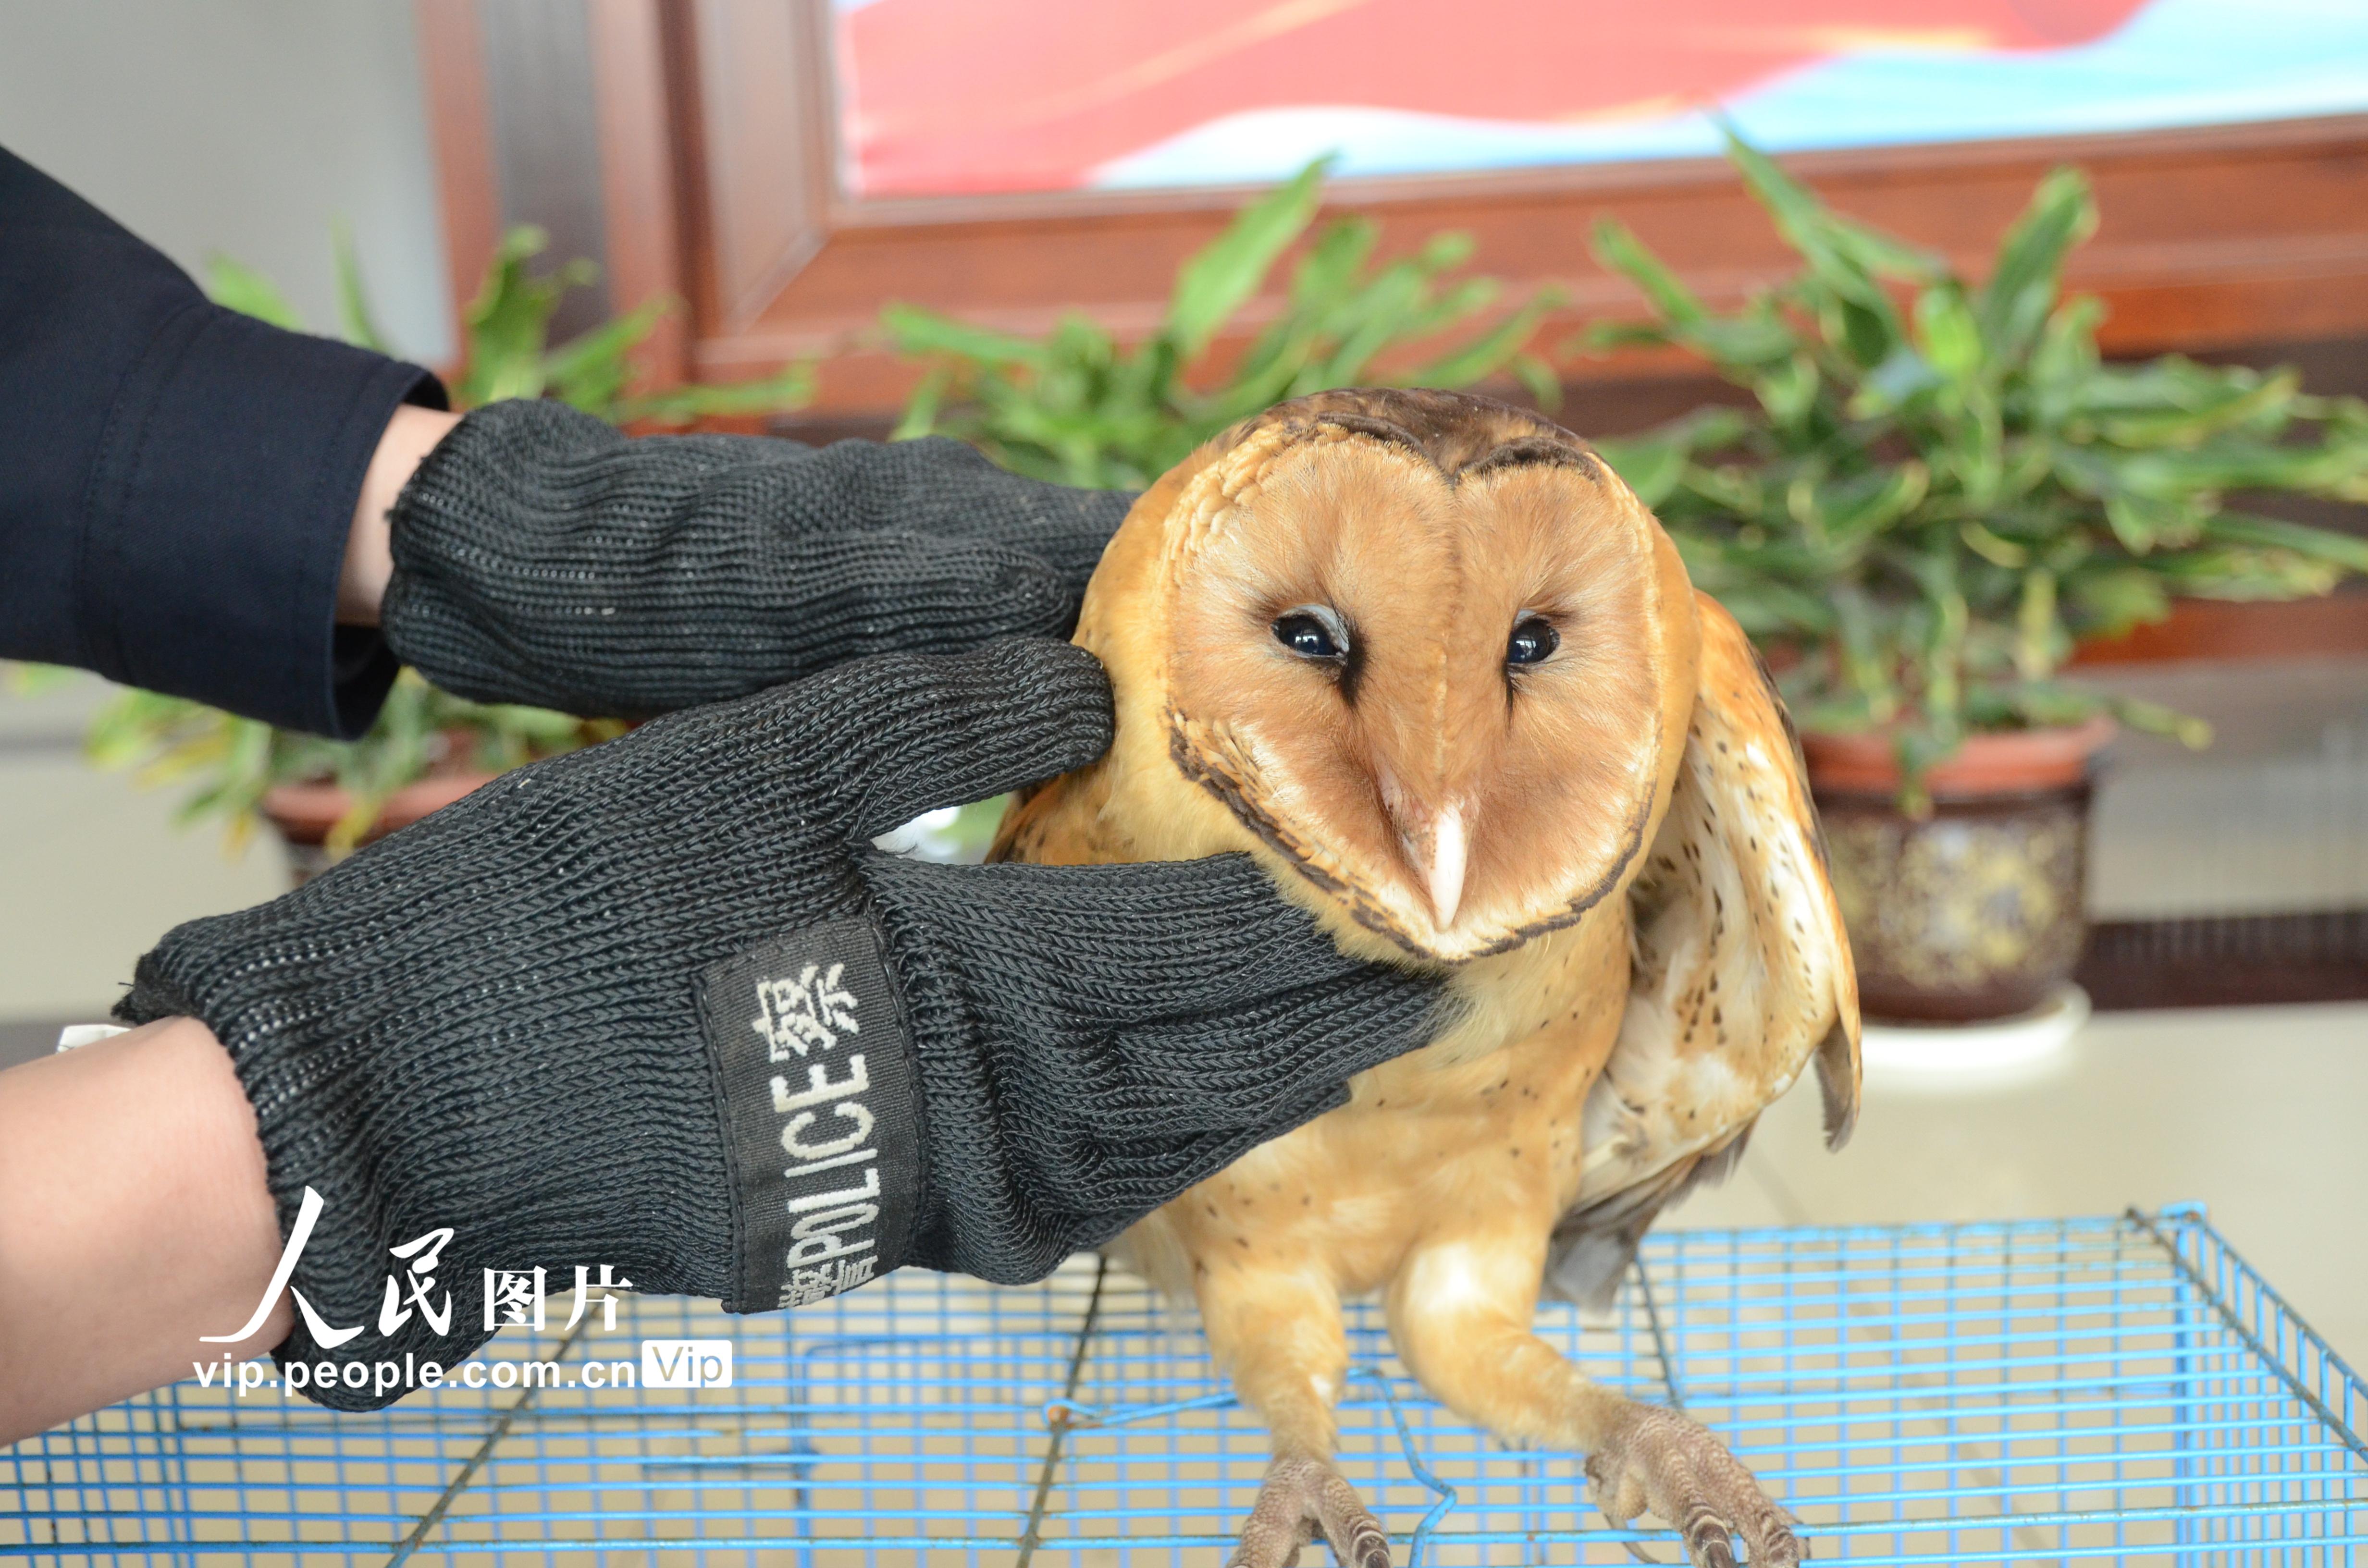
(0, 145, 447, 737)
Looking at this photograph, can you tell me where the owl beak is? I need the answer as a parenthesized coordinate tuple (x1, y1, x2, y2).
(1379, 768, 1470, 934)
(1395, 801, 1467, 932)
(1426, 804, 1468, 930)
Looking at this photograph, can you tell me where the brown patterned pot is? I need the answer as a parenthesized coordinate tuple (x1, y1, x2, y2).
(1804, 718, 2114, 1024)
(261, 773, 498, 885)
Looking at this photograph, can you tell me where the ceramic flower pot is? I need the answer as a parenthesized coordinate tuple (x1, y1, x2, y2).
(261, 773, 498, 885)
(1803, 717, 2114, 1024)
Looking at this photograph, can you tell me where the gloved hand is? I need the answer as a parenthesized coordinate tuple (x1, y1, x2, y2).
(115, 640, 1443, 1410)
(381, 398, 1133, 717)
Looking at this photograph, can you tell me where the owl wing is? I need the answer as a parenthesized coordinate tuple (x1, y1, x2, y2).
(1545, 591, 1861, 1309)
(987, 763, 1128, 869)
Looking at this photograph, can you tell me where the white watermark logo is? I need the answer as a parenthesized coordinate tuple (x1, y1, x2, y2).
(190, 1345, 698, 1399)
(640, 1339, 734, 1389)
(194, 1188, 658, 1398)
(205, 1186, 635, 1349)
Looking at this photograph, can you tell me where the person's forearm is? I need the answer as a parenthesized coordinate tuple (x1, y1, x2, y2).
(340, 404, 460, 627)
(0, 1017, 287, 1444)
(2, 147, 440, 736)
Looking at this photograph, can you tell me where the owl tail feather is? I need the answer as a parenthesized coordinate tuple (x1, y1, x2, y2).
(1542, 1124, 1755, 1313)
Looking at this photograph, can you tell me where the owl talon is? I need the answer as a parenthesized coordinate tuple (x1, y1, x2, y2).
(1228, 1455, 1392, 1568)
(1585, 1403, 1801, 1567)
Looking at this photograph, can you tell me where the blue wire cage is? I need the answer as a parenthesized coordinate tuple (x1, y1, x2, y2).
(7, 1207, 2364, 1564)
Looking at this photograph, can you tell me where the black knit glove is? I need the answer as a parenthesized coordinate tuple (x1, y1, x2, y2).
(381, 398, 1132, 717)
(116, 640, 1442, 1410)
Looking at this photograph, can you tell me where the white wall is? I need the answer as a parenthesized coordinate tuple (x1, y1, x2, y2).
(0, 0, 454, 366)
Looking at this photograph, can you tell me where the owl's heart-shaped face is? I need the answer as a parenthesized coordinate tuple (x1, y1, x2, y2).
(1152, 390, 1699, 963)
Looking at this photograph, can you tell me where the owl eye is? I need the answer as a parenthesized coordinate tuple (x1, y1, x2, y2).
(1506, 615, 1559, 667)
(1272, 608, 1349, 662)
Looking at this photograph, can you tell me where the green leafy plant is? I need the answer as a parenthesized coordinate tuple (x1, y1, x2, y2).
(79, 226, 814, 856)
(1587, 133, 2368, 799)
(84, 672, 614, 855)
(0, 661, 73, 697)
(885, 159, 1565, 489)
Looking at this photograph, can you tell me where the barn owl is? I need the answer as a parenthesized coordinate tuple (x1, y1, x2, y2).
(992, 389, 1860, 1568)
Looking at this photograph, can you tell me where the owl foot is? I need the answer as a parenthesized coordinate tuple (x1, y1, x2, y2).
(1227, 1454, 1392, 1568)
(1584, 1403, 1801, 1567)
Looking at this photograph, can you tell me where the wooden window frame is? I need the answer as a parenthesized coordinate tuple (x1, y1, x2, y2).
(418, 0, 2368, 662)
(422, 1, 2368, 411)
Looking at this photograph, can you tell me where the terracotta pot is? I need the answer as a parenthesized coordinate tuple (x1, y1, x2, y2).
(262, 773, 499, 885)
(1804, 718, 2115, 1025)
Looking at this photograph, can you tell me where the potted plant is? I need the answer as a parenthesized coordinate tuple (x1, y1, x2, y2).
(885, 157, 1564, 487)
(1587, 135, 2368, 1022)
(77, 227, 814, 881)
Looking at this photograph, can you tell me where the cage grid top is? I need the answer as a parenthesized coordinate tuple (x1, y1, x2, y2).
(6, 1208, 2364, 1565)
